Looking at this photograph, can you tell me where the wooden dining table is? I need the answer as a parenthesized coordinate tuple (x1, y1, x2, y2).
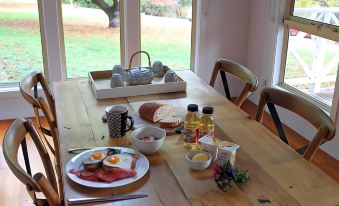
(54, 70, 339, 206)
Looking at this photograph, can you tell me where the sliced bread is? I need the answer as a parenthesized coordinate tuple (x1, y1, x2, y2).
(159, 117, 181, 128)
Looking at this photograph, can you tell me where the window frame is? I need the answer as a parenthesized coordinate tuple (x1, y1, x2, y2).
(0, 0, 197, 84)
(59, 0, 197, 80)
(279, 0, 339, 114)
(0, 0, 49, 87)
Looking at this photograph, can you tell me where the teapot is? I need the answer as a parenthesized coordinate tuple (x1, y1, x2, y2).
(128, 67, 154, 85)
(125, 51, 154, 86)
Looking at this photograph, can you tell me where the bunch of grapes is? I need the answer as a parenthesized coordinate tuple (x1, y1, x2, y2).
(213, 161, 250, 192)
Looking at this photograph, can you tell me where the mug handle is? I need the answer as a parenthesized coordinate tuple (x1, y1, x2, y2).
(125, 116, 134, 132)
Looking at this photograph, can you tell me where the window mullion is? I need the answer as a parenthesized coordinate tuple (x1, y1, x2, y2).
(121, 0, 141, 68)
(39, 0, 66, 83)
(330, 65, 339, 121)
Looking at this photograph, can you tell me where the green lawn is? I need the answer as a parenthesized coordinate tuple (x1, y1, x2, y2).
(0, 8, 192, 81)
(0, 27, 43, 82)
(63, 33, 121, 77)
(0, 11, 39, 20)
(285, 48, 337, 79)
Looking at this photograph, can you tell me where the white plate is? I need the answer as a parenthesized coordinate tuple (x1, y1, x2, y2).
(66, 147, 149, 188)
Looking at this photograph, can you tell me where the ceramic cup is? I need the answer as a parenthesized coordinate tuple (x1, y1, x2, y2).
(105, 105, 134, 137)
(113, 64, 123, 74)
(110, 73, 124, 88)
(152, 61, 165, 77)
(112, 64, 128, 81)
(164, 70, 178, 83)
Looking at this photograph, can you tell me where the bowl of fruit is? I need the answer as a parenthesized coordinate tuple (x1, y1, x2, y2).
(131, 126, 166, 154)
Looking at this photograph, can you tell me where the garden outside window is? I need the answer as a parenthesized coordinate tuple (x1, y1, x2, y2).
(280, 0, 339, 110)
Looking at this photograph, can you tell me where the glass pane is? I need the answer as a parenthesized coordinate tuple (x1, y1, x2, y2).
(140, 0, 192, 70)
(0, 0, 44, 83)
(62, 0, 120, 78)
(293, 0, 339, 26)
(284, 29, 339, 106)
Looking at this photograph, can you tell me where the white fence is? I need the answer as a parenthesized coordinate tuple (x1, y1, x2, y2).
(286, 8, 339, 93)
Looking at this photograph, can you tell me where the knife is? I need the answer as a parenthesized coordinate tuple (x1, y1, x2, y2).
(68, 147, 96, 153)
(68, 194, 148, 205)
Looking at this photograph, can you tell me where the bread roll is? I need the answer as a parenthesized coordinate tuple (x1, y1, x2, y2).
(139, 102, 175, 123)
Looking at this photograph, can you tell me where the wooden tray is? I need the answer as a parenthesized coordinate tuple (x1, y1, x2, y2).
(89, 70, 186, 99)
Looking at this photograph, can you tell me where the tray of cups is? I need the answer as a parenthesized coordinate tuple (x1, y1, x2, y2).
(88, 51, 186, 100)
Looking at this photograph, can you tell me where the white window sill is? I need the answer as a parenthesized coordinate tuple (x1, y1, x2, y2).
(0, 86, 22, 99)
(0, 85, 44, 99)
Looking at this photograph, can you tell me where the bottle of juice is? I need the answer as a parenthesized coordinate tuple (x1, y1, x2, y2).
(199, 107, 215, 138)
(183, 104, 199, 150)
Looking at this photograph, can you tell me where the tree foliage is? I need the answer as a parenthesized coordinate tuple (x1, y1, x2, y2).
(140, 0, 192, 18)
(295, 0, 339, 7)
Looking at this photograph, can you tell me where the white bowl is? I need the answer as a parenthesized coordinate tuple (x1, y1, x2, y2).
(186, 150, 212, 170)
(131, 126, 166, 154)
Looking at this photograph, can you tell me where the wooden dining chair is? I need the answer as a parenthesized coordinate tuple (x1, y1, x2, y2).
(2, 118, 62, 206)
(255, 87, 336, 161)
(19, 71, 57, 154)
(209, 59, 258, 107)
(19, 71, 63, 201)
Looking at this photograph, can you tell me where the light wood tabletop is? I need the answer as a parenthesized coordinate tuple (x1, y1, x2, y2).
(54, 70, 339, 206)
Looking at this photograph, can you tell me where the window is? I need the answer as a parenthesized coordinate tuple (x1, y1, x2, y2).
(281, 0, 339, 109)
(140, 0, 192, 70)
(0, 0, 44, 84)
(0, 1, 196, 86)
(61, 0, 121, 78)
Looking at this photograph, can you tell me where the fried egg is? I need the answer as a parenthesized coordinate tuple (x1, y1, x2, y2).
(90, 152, 105, 160)
(103, 153, 134, 170)
(83, 151, 107, 171)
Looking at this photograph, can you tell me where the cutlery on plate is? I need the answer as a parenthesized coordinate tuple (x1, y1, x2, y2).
(68, 147, 95, 153)
(67, 194, 148, 205)
(68, 147, 138, 156)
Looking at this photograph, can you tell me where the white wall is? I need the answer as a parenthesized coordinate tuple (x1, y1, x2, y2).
(195, 0, 250, 97)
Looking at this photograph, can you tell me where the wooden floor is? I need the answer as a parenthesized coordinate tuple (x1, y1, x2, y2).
(0, 101, 338, 205)
(0, 118, 47, 206)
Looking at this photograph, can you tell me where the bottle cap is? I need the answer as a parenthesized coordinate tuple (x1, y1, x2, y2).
(187, 104, 198, 112)
(202, 107, 214, 114)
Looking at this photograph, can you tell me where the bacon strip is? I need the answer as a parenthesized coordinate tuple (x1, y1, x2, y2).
(69, 168, 137, 183)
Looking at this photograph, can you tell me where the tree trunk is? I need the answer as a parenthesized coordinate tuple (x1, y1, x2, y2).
(91, 0, 119, 28)
(109, 0, 119, 28)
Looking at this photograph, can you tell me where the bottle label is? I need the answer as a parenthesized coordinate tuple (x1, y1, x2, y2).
(183, 129, 198, 143)
(199, 130, 215, 138)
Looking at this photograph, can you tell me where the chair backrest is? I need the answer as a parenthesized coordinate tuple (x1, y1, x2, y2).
(2, 118, 61, 206)
(255, 87, 336, 161)
(20, 71, 57, 149)
(19, 72, 63, 201)
(20, 71, 56, 124)
(209, 59, 258, 107)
